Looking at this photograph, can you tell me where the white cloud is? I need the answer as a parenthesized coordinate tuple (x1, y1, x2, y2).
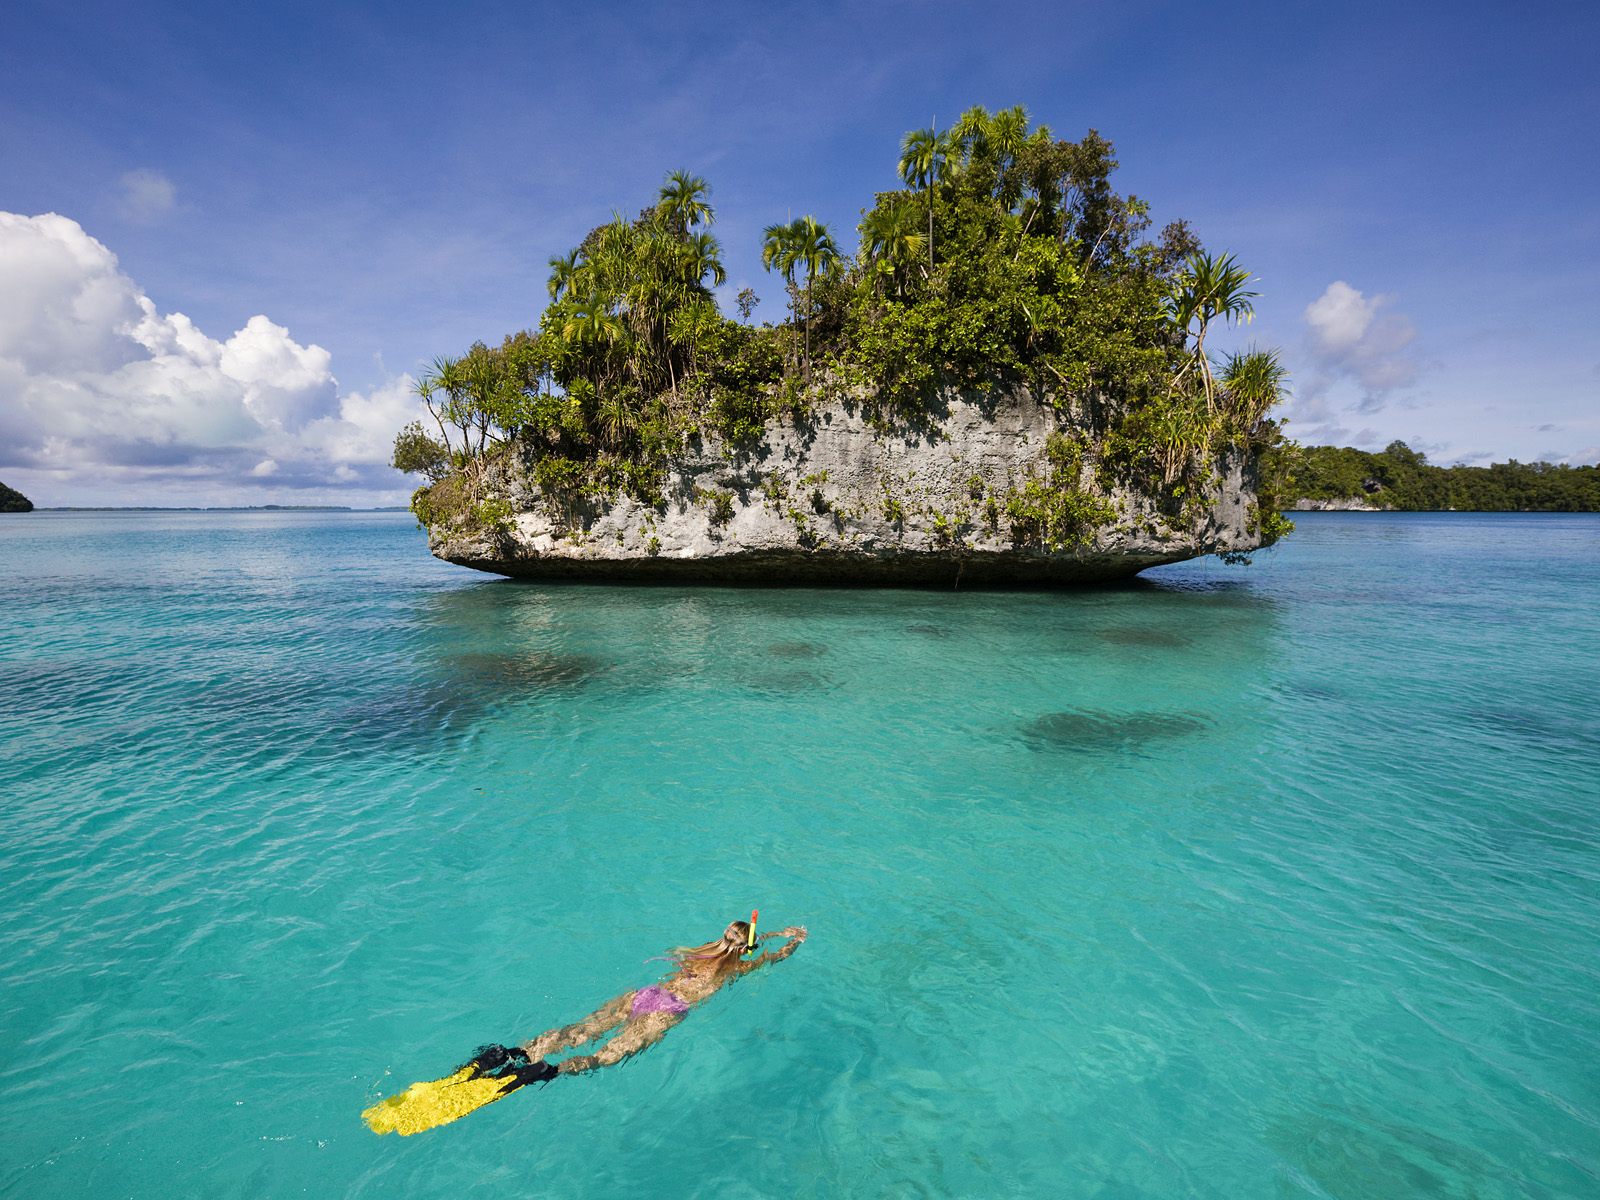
(118, 169, 177, 223)
(0, 212, 413, 503)
(1302, 280, 1419, 410)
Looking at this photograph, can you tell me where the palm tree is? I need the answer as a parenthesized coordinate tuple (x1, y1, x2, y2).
(764, 216, 839, 383)
(685, 231, 726, 288)
(561, 300, 625, 397)
(761, 217, 840, 381)
(859, 202, 926, 294)
(1166, 251, 1258, 412)
(898, 126, 954, 270)
(547, 250, 581, 301)
(762, 220, 801, 372)
(659, 170, 714, 234)
(1218, 347, 1289, 433)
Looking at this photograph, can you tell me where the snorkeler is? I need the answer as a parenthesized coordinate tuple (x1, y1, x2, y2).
(363, 915, 806, 1136)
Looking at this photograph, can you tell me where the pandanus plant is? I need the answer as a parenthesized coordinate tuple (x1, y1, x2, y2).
(1218, 347, 1290, 434)
(1165, 251, 1258, 412)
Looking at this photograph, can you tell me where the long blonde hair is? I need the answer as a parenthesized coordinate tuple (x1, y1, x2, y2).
(670, 920, 750, 970)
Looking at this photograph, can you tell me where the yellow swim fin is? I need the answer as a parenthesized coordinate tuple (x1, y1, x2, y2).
(363, 1045, 557, 1137)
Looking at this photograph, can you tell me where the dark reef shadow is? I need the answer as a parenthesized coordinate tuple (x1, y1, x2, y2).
(740, 667, 838, 698)
(1459, 703, 1600, 755)
(768, 641, 828, 659)
(1020, 708, 1212, 755)
(1098, 627, 1191, 648)
(333, 650, 607, 748)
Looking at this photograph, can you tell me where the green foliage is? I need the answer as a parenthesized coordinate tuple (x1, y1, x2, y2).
(0, 479, 33, 513)
(391, 421, 450, 481)
(403, 108, 1291, 544)
(1253, 506, 1296, 545)
(472, 496, 516, 543)
(1291, 442, 1600, 511)
(410, 475, 467, 529)
(1003, 431, 1115, 549)
(698, 488, 736, 525)
(1004, 480, 1115, 551)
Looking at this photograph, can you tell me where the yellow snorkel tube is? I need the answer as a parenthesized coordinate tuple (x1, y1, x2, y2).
(746, 909, 758, 955)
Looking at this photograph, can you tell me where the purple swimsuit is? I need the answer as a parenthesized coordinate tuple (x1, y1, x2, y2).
(631, 985, 689, 1016)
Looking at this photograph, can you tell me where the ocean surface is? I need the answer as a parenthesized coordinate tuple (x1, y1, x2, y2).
(1, 510, 1597, 1198)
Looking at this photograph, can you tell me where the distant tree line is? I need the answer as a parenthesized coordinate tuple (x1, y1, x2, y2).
(1288, 442, 1600, 511)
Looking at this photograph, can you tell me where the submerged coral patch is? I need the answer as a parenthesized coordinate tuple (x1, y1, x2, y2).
(1098, 627, 1190, 648)
(767, 641, 828, 659)
(1021, 708, 1211, 753)
(449, 651, 607, 690)
(742, 668, 836, 697)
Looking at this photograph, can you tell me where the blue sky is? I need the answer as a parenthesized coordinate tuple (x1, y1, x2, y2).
(2, 0, 1596, 505)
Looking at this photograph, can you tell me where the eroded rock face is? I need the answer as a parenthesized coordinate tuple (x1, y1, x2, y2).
(1290, 497, 1382, 512)
(427, 391, 1264, 585)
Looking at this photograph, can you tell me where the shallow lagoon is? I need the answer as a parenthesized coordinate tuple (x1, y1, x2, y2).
(2, 511, 1597, 1197)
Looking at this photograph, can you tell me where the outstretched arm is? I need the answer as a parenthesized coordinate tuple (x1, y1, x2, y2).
(739, 926, 807, 974)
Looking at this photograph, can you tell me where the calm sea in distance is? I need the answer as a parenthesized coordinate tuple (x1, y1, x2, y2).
(1, 510, 1596, 1198)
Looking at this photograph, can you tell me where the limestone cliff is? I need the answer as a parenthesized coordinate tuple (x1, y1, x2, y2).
(424, 390, 1267, 585)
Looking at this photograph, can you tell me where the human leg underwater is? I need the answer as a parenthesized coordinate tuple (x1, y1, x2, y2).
(521, 991, 634, 1059)
(559, 1009, 685, 1075)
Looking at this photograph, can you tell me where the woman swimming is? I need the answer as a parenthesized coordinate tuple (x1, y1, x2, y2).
(363, 917, 806, 1135)
(514, 917, 806, 1079)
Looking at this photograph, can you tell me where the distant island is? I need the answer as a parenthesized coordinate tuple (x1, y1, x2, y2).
(1287, 442, 1599, 512)
(39, 504, 356, 512)
(0, 480, 33, 512)
(393, 105, 1295, 584)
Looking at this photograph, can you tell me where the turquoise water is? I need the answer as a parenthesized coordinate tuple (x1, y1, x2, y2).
(2, 511, 1597, 1198)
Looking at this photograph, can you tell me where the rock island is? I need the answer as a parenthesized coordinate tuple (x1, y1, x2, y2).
(396, 107, 1293, 584)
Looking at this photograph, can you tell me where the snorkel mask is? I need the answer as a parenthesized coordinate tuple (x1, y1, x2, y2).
(744, 909, 758, 956)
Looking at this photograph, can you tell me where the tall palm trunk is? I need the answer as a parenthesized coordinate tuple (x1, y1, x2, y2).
(804, 275, 812, 385)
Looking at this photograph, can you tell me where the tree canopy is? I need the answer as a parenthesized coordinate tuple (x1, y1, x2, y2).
(0, 480, 33, 513)
(395, 106, 1293, 546)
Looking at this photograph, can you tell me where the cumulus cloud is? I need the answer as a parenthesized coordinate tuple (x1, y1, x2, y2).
(0, 212, 412, 502)
(118, 169, 177, 223)
(1301, 280, 1420, 411)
